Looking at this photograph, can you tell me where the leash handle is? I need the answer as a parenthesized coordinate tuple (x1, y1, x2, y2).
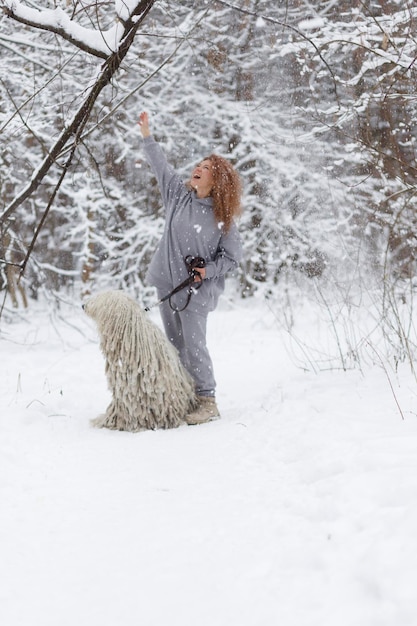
(145, 256, 206, 312)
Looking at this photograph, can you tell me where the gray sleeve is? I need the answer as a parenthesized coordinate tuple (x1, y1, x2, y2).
(142, 136, 184, 211)
(204, 222, 243, 280)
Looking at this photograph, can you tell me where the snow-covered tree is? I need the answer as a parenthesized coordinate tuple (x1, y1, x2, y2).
(1, 0, 416, 315)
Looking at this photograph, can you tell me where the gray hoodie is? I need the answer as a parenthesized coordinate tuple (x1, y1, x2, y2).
(143, 136, 242, 313)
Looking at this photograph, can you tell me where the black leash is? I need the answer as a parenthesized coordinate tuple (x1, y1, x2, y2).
(145, 256, 206, 312)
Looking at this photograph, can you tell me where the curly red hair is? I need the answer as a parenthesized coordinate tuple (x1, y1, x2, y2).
(206, 154, 242, 232)
(207, 154, 242, 232)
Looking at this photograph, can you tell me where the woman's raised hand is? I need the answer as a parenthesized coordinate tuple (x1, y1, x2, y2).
(138, 111, 150, 137)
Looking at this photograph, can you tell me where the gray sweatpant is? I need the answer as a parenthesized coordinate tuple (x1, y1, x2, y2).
(158, 299, 216, 397)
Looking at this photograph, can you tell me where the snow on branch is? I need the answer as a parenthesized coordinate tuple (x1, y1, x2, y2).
(0, 0, 156, 230)
(0, 0, 139, 59)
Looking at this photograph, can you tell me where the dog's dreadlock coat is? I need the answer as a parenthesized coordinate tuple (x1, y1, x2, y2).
(84, 290, 198, 431)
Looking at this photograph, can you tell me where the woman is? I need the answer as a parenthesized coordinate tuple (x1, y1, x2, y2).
(138, 111, 243, 425)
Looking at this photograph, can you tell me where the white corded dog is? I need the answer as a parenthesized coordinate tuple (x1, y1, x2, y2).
(84, 290, 198, 432)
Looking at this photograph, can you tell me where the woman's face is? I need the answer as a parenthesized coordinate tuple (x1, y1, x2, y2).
(190, 159, 214, 198)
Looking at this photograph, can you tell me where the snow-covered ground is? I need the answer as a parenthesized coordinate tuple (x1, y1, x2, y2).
(1, 294, 417, 626)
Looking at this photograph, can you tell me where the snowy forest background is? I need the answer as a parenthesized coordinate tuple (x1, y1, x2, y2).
(1, 0, 417, 373)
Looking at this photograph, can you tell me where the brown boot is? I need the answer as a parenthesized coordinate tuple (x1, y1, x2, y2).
(185, 396, 220, 425)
